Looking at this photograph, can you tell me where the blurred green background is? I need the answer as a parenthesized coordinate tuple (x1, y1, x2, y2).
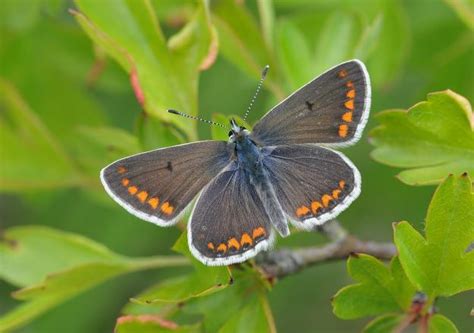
(1, 0, 473, 332)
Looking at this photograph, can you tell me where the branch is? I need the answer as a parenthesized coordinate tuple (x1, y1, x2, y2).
(256, 220, 396, 278)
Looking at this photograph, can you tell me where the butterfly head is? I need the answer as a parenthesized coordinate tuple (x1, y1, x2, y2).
(228, 118, 249, 143)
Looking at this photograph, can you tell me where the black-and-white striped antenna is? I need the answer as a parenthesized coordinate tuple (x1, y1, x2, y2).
(243, 65, 269, 121)
(168, 109, 228, 129)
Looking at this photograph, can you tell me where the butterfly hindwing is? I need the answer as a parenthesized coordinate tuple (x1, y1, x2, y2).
(251, 60, 370, 147)
(101, 141, 232, 226)
(262, 144, 361, 229)
(189, 164, 274, 266)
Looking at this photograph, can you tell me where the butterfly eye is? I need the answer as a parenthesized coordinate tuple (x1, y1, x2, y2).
(228, 131, 233, 137)
(241, 126, 247, 130)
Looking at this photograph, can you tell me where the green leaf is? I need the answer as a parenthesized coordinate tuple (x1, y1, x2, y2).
(73, 0, 217, 138)
(394, 174, 474, 298)
(211, 0, 284, 99)
(74, 126, 142, 177)
(0, 78, 81, 191)
(332, 255, 415, 319)
(218, 295, 273, 333)
(363, 314, 404, 333)
(132, 232, 230, 305)
(313, 11, 362, 77)
(115, 315, 200, 333)
(428, 314, 459, 333)
(370, 90, 474, 185)
(365, 0, 410, 87)
(0, 226, 189, 331)
(275, 20, 313, 90)
(136, 113, 185, 150)
(444, 0, 474, 30)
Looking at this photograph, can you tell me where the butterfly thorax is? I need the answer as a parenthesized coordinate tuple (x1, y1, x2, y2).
(229, 124, 264, 177)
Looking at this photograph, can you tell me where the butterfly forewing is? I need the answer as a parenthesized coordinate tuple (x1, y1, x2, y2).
(189, 165, 274, 266)
(263, 144, 360, 229)
(251, 60, 370, 147)
(101, 141, 232, 226)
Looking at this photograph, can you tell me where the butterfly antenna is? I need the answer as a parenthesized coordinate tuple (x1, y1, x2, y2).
(167, 109, 228, 128)
(243, 65, 269, 121)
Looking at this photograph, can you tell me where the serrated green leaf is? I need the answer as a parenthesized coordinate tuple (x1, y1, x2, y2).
(332, 255, 415, 319)
(370, 90, 474, 185)
(394, 174, 474, 298)
(428, 314, 459, 333)
(363, 314, 404, 333)
(74, 0, 216, 138)
(0, 226, 189, 331)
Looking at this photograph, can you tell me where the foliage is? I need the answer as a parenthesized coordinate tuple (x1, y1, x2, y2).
(1, 0, 473, 332)
(370, 90, 474, 186)
(0, 226, 188, 331)
(333, 174, 473, 332)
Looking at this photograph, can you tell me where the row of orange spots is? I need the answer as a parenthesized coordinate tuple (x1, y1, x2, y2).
(207, 227, 267, 254)
(296, 180, 346, 218)
(337, 70, 357, 138)
(118, 167, 174, 215)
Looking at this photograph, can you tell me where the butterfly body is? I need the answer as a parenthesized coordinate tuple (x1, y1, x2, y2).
(101, 60, 371, 266)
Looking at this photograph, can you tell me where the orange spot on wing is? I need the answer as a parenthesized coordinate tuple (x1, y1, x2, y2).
(346, 89, 356, 98)
(346, 81, 354, 88)
(207, 242, 215, 251)
(296, 205, 311, 217)
(252, 227, 266, 240)
(344, 99, 354, 110)
(118, 166, 127, 174)
(339, 124, 348, 138)
(241, 233, 253, 247)
(342, 112, 353, 122)
(339, 180, 346, 189)
(217, 243, 227, 253)
(332, 189, 341, 199)
(148, 197, 159, 209)
(161, 202, 174, 215)
(322, 194, 333, 207)
(228, 238, 240, 250)
(128, 186, 138, 195)
(311, 201, 323, 214)
(338, 69, 348, 78)
(137, 191, 148, 203)
(122, 178, 130, 187)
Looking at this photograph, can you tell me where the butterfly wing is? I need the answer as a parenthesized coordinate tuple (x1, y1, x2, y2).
(251, 60, 370, 147)
(189, 164, 275, 266)
(262, 144, 361, 229)
(101, 141, 232, 226)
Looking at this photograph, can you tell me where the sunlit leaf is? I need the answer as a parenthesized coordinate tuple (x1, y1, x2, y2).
(74, 0, 217, 138)
(394, 174, 474, 298)
(370, 90, 474, 185)
(332, 255, 415, 319)
(428, 314, 459, 333)
(363, 314, 404, 333)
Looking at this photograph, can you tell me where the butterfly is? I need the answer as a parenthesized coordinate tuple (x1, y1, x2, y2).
(101, 60, 371, 266)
